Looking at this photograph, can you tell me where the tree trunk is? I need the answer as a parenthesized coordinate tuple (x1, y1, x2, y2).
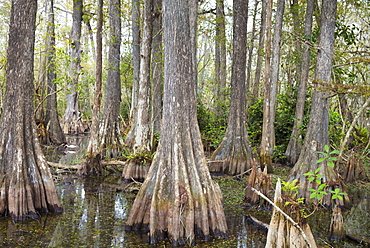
(45, 0, 66, 146)
(214, 0, 227, 103)
(286, 0, 315, 165)
(150, 0, 163, 147)
(125, 0, 228, 244)
(250, 0, 267, 102)
(260, 0, 285, 172)
(82, 0, 104, 176)
(63, 0, 84, 134)
(246, 0, 259, 94)
(209, 0, 254, 175)
(123, 0, 154, 181)
(125, 0, 141, 141)
(290, 0, 342, 206)
(131, 0, 153, 152)
(100, 0, 123, 159)
(0, 0, 63, 220)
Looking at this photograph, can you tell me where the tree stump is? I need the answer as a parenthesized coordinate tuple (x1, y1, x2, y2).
(245, 161, 272, 206)
(265, 179, 317, 248)
(329, 204, 345, 241)
(342, 154, 366, 182)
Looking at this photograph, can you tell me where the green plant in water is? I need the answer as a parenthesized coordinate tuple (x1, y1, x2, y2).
(303, 145, 347, 201)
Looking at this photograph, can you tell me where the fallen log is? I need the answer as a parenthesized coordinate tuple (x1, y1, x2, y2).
(245, 215, 269, 232)
(345, 234, 370, 246)
(47, 161, 82, 170)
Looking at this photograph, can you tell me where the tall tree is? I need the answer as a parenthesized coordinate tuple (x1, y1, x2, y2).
(125, 0, 227, 244)
(126, 0, 153, 152)
(246, 0, 259, 94)
(214, 0, 227, 104)
(82, 0, 104, 176)
(290, 0, 342, 206)
(286, 0, 315, 165)
(0, 0, 63, 220)
(250, 0, 267, 101)
(45, 0, 66, 145)
(123, 0, 154, 181)
(209, 0, 253, 175)
(127, 0, 141, 131)
(150, 0, 163, 145)
(260, 0, 285, 171)
(63, 0, 84, 134)
(99, 0, 123, 158)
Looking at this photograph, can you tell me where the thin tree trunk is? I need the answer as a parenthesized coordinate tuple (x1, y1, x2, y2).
(0, 0, 63, 220)
(82, 0, 104, 176)
(123, 0, 154, 181)
(290, 0, 342, 207)
(260, 0, 285, 171)
(246, 0, 259, 94)
(63, 0, 83, 134)
(133, 0, 154, 152)
(125, 0, 141, 142)
(125, 0, 227, 244)
(251, 0, 267, 102)
(209, 0, 254, 175)
(45, 0, 66, 146)
(100, 0, 123, 159)
(286, 0, 315, 165)
(215, 0, 227, 103)
(150, 0, 163, 147)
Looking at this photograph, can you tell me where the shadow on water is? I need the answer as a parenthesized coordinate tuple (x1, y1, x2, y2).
(0, 136, 369, 247)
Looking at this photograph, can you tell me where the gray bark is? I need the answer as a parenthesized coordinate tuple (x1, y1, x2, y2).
(45, 0, 66, 145)
(125, 0, 227, 244)
(133, 0, 154, 152)
(290, 0, 342, 206)
(63, 0, 83, 134)
(209, 0, 253, 175)
(82, 0, 104, 176)
(129, 0, 140, 120)
(150, 0, 163, 145)
(215, 0, 227, 103)
(100, 0, 123, 159)
(260, 0, 284, 171)
(0, 0, 62, 220)
(251, 0, 267, 101)
(286, 0, 315, 165)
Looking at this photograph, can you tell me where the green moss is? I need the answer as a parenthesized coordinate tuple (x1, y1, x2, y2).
(213, 176, 247, 208)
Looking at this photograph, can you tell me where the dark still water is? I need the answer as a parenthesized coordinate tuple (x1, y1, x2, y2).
(1, 174, 369, 247)
(0, 136, 369, 247)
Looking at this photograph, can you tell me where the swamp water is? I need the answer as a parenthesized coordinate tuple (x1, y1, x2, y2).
(0, 137, 369, 247)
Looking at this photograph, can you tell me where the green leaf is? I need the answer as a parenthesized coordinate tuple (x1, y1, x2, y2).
(330, 150, 340, 154)
(308, 188, 316, 192)
(316, 157, 326, 163)
(340, 192, 348, 196)
(315, 179, 322, 184)
(303, 172, 315, 176)
(318, 184, 327, 191)
(310, 193, 316, 199)
(324, 145, 330, 153)
(317, 194, 323, 200)
(307, 177, 315, 182)
(328, 161, 335, 168)
(315, 167, 322, 174)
